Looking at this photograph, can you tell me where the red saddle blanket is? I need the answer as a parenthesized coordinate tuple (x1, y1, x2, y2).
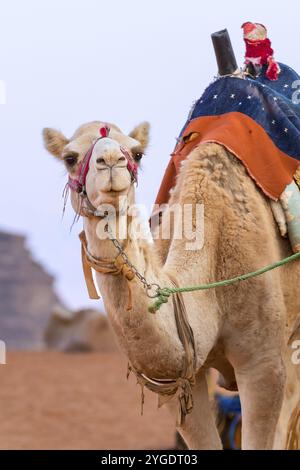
(155, 112, 299, 207)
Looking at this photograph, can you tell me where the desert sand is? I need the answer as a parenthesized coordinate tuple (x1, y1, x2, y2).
(0, 351, 175, 450)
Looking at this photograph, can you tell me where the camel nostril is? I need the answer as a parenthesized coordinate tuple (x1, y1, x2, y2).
(96, 157, 105, 165)
(118, 156, 126, 163)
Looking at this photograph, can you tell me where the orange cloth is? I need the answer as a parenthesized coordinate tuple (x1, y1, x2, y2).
(155, 112, 300, 206)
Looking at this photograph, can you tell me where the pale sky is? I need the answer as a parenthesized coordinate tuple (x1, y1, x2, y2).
(0, 0, 299, 309)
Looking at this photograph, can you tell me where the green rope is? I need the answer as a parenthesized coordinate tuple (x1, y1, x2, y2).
(148, 251, 300, 313)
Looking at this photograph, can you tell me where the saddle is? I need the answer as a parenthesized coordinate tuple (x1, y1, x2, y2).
(154, 62, 300, 253)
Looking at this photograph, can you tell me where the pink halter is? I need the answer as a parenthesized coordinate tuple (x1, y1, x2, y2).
(68, 125, 138, 195)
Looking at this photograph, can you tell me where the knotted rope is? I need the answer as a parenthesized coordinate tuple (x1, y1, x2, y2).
(149, 251, 300, 313)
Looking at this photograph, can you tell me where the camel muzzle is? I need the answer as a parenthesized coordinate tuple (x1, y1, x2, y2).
(67, 125, 138, 217)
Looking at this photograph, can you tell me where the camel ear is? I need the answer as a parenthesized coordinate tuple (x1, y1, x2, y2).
(129, 122, 150, 151)
(42, 128, 69, 159)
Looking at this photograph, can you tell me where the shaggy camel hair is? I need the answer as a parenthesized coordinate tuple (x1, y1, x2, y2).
(43, 121, 300, 450)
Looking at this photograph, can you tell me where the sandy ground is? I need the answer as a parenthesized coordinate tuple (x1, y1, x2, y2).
(0, 352, 175, 450)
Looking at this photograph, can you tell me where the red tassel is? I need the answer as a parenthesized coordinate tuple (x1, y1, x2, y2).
(99, 125, 110, 138)
(266, 58, 280, 81)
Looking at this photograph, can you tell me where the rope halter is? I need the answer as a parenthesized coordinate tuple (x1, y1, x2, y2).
(67, 125, 138, 217)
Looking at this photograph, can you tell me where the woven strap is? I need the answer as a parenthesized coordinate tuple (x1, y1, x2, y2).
(79, 231, 100, 300)
(79, 231, 135, 309)
(129, 279, 196, 427)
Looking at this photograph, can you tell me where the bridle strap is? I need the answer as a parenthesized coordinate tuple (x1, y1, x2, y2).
(79, 230, 135, 309)
(128, 276, 196, 427)
(67, 126, 138, 218)
(67, 139, 98, 195)
(80, 231, 100, 300)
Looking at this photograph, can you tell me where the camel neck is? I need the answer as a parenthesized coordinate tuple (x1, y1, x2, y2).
(82, 214, 185, 378)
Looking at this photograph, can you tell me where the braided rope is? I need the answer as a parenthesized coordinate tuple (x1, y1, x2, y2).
(149, 251, 300, 313)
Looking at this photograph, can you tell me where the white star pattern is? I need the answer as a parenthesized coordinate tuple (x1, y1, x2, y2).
(203, 82, 292, 142)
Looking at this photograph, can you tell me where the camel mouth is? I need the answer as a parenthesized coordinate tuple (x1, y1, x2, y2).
(99, 187, 129, 195)
(92, 188, 130, 207)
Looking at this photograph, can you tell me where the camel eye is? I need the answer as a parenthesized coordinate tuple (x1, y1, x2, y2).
(134, 152, 144, 162)
(63, 153, 78, 167)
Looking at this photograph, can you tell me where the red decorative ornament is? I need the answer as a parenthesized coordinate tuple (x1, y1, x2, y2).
(242, 22, 280, 81)
(99, 125, 110, 138)
(266, 57, 281, 81)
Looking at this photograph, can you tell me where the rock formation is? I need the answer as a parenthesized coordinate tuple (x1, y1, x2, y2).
(0, 230, 61, 349)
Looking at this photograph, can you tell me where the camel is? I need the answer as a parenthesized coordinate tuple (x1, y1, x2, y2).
(42, 120, 300, 449)
(45, 305, 118, 353)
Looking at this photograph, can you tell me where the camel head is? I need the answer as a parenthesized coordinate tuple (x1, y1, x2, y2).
(42, 121, 150, 213)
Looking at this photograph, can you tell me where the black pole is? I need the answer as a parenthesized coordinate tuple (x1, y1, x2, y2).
(211, 29, 238, 76)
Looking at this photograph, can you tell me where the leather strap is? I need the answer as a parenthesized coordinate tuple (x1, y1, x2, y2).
(128, 277, 196, 427)
(79, 231, 100, 300)
(79, 231, 134, 309)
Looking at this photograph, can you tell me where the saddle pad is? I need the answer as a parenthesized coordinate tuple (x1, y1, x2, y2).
(155, 63, 300, 205)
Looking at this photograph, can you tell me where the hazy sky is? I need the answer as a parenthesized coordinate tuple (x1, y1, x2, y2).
(0, 0, 299, 309)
